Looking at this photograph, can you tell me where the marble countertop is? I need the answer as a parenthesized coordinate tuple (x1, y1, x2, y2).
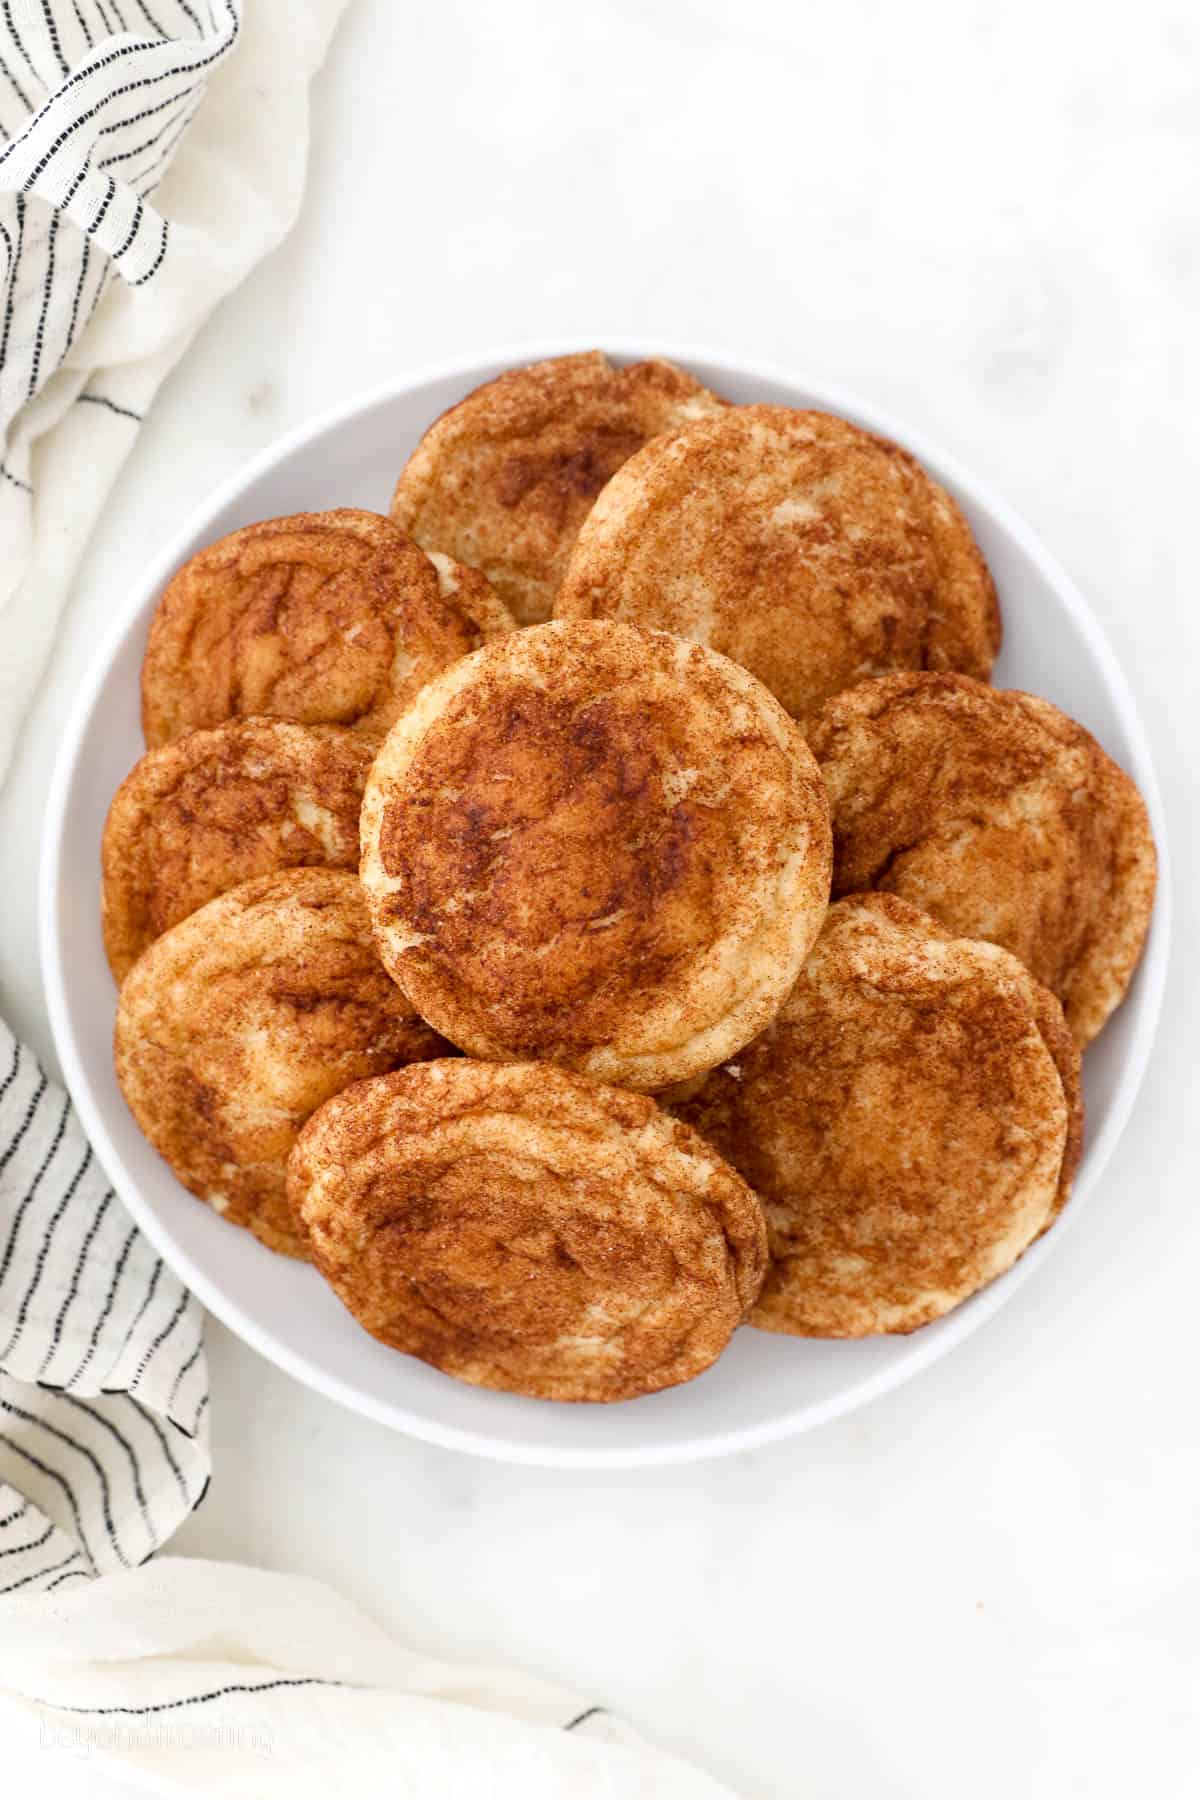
(2, 2, 1197, 1795)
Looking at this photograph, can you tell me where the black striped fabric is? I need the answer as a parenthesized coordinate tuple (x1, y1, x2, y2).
(0, 0, 240, 490)
(0, 1021, 208, 1595)
(0, 0, 236, 1601)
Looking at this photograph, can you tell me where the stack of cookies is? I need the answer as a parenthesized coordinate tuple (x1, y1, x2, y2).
(104, 352, 1157, 1403)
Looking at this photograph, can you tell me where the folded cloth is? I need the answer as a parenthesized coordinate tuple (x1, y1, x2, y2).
(0, 1020, 208, 1595)
(0, 1558, 743, 1797)
(0, 0, 350, 789)
(0, 0, 349, 1587)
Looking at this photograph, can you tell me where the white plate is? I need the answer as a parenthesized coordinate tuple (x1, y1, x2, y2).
(40, 341, 1170, 1468)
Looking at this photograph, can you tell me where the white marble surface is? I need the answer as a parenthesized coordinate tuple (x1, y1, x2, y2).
(2, 1, 1198, 1794)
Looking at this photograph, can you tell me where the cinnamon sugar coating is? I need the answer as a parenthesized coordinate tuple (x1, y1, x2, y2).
(557, 405, 1000, 719)
(289, 1060, 767, 1400)
(114, 869, 449, 1258)
(102, 718, 373, 981)
(669, 894, 1081, 1337)
(141, 508, 513, 746)
(391, 352, 725, 625)
(810, 672, 1157, 1044)
(360, 620, 832, 1090)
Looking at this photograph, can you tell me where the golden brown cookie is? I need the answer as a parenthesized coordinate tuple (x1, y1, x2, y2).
(141, 509, 514, 747)
(360, 619, 832, 1091)
(809, 672, 1157, 1045)
(114, 869, 449, 1258)
(390, 352, 725, 626)
(102, 718, 375, 982)
(669, 894, 1080, 1337)
(1026, 980, 1085, 1222)
(288, 1059, 767, 1400)
(556, 405, 1000, 720)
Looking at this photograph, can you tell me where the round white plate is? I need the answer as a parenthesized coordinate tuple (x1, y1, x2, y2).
(40, 341, 1170, 1467)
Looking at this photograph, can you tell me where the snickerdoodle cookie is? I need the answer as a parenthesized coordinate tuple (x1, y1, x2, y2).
(102, 718, 374, 982)
(669, 894, 1082, 1337)
(390, 352, 725, 625)
(114, 869, 448, 1258)
(288, 1059, 767, 1400)
(556, 405, 1000, 719)
(809, 672, 1157, 1044)
(360, 619, 832, 1091)
(141, 509, 514, 747)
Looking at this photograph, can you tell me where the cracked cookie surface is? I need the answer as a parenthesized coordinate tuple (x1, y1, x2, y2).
(360, 619, 832, 1090)
(102, 717, 374, 981)
(669, 894, 1081, 1337)
(557, 405, 1000, 720)
(288, 1059, 767, 1400)
(114, 868, 449, 1258)
(810, 672, 1157, 1044)
(390, 352, 725, 626)
(141, 508, 513, 746)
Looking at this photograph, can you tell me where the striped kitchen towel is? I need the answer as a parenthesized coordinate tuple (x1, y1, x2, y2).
(0, 0, 350, 1591)
(0, 0, 349, 789)
(0, 0, 242, 788)
(0, 1020, 207, 1595)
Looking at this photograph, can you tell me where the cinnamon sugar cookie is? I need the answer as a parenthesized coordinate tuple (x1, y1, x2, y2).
(810, 672, 1157, 1044)
(556, 405, 1000, 719)
(669, 894, 1081, 1337)
(141, 509, 514, 747)
(360, 620, 832, 1091)
(114, 869, 448, 1258)
(390, 352, 725, 625)
(102, 718, 374, 982)
(288, 1060, 767, 1400)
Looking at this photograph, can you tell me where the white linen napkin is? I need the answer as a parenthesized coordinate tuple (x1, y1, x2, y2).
(0, 0, 349, 1586)
(0, 1558, 741, 1796)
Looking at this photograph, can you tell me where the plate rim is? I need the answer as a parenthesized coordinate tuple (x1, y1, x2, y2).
(38, 337, 1173, 1467)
